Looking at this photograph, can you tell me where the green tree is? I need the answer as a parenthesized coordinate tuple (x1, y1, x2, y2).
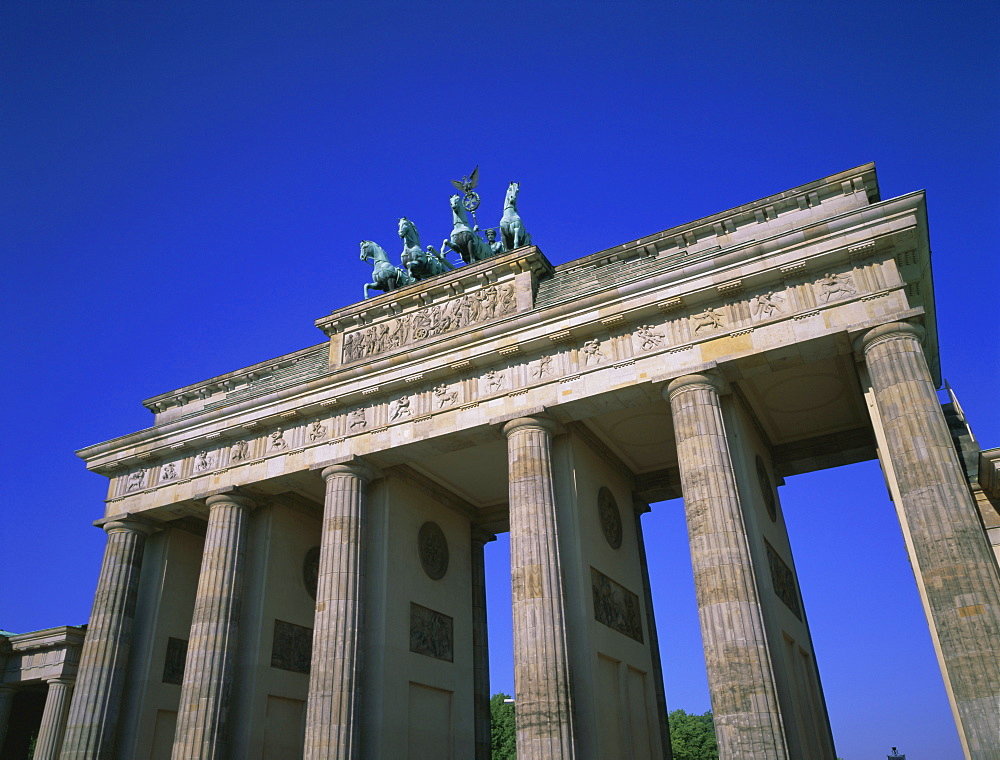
(668, 708, 718, 760)
(490, 692, 517, 760)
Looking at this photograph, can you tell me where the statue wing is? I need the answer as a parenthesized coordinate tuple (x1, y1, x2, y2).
(469, 165, 479, 189)
(451, 179, 465, 192)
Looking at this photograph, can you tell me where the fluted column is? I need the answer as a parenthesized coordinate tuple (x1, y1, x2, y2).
(503, 416, 576, 760)
(35, 679, 74, 760)
(858, 322, 1000, 757)
(633, 500, 673, 760)
(171, 493, 254, 760)
(60, 517, 155, 760)
(471, 525, 496, 760)
(303, 461, 374, 760)
(664, 373, 788, 759)
(0, 684, 17, 754)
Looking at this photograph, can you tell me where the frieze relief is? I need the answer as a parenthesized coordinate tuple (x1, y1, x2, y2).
(342, 282, 516, 363)
(110, 261, 887, 499)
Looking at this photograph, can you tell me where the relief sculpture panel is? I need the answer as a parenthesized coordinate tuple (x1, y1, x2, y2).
(591, 567, 643, 643)
(409, 602, 454, 662)
(342, 283, 516, 363)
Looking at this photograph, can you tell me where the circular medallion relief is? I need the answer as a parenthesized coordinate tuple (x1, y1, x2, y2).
(418, 521, 449, 580)
(756, 456, 777, 522)
(598, 487, 623, 549)
(303, 546, 321, 600)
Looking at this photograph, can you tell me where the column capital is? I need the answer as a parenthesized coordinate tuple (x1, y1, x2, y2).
(204, 492, 256, 510)
(471, 524, 497, 547)
(44, 677, 74, 687)
(502, 415, 558, 438)
(853, 321, 925, 355)
(663, 371, 728, 401)
(0, 683, 17, 694)
(101, 515, 158, 537)
(320, 460, 376, 484)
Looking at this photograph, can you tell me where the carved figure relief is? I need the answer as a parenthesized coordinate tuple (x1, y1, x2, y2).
(598, 487, 623, 549)
(751, 292, 784, 319)
(582, 338, 607, 365)
(270, 427, 288, 450)
(349, 408, 367, 430)
(635, 324, 665, 350)
(817, 272, 857, 302)
(271, 620, 313, 674)
(483, 368, 505, 393)
(342, 283, 517, 363)
(126, 469, 146, 492)
(591, 567, 643, 643)
(409, 603, 454, 662)
(765, 539, 802, 619)
(162, 637, 188, 685)
(230, 439, 250, 463)
(418, 521, 449, 580)
(433, 384, 458, 408)
(160, 463, 178, 481)
(389, 395, 412, 421)
(756, 455, 778, 522)
(303, 546, 321, 600)
(308, 420, 328, 442)
(531, 354, 554, 378)
(692, 307, 726, 333)
(194, 450, 213, 472)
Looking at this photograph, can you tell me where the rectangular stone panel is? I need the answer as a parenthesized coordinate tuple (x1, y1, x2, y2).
(409, 602, 454, 662)
(591, 567, 644, 643)
(270, 619, 313, 674)
(162, 637, 187, 685)
(765, 539, 802, 619)
(342, 282, 517, 363)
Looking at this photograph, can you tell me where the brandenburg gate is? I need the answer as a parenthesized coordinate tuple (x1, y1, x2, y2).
(46, 164, 1000, 759)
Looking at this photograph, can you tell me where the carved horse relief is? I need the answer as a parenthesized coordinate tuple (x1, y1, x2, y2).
(446, 194, 493, 264)
(360, 240, 414, 299)
(398, 217, 454, 281)
(500, 181, 531, 251)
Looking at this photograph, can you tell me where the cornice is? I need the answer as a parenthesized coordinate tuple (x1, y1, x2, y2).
(76, 198, 925, 474)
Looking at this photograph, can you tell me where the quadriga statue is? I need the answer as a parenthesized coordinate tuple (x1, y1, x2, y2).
(360, 240, 414, 299)
(398, 217, 454, 281)
(500, 181, 531, 250)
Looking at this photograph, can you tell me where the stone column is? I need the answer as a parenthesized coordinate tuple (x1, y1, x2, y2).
(471, 525, 496, 760)
(34, 679, 74, 760)
(857, 322, 1000, 757)
(171, 493, 255, 760)
(502, 416, 576, 760)
(303, 462, 374, 760)
(60, 516, 155, 760)
(664, 373, 788, 759)
(632, 500, 673, 760)
(0, 684, 17, 754)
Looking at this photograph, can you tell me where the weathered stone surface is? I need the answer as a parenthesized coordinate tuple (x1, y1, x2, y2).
(858, 322, 1000, 758)
(171, 493, 254, 760)
(35, 679, 73, 760)
(665, 373, 789, 759)
(60, 518, 154, 760)
(303, 462, 374, 760)
(503, 416, 576, 759)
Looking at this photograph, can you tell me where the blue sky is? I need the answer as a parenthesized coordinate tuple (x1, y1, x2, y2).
(2, 3, 997, 758)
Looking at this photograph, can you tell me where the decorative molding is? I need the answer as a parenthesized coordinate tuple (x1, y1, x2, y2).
(549, 329, 573, 343)
(600, 314, 625, 327)
(780, 261, 807, 275)
(656, 297, 684, 312)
